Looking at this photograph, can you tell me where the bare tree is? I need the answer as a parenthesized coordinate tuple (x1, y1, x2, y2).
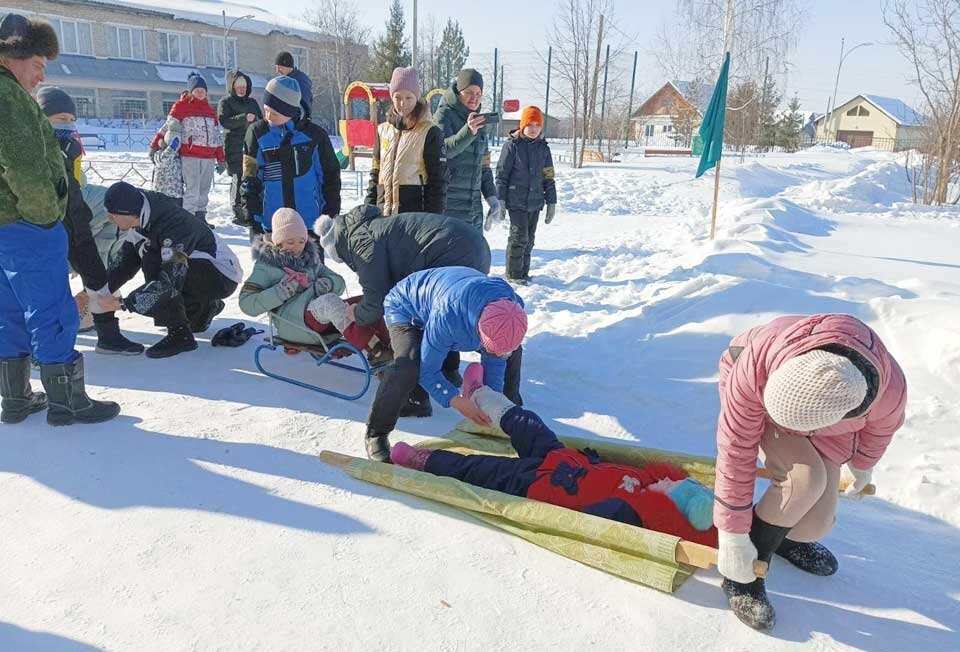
(539, 0, 628, 167)
(417, 14, 441, 92)
(304, 0, 371, 124)
(885, 0, 960, 205)
(657, 1, 804, 91)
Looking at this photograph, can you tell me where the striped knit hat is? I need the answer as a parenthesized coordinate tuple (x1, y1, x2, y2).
(263, 75, 301, 119)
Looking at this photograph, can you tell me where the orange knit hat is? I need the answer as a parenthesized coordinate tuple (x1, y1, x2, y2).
(519, 105, 544, 132)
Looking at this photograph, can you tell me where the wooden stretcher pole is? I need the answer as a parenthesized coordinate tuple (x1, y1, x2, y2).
(755, 467, 876, 496)
(709, 159, 722, 240)
(675, 541, 768, 577)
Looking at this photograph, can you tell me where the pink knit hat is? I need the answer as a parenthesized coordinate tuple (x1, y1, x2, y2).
(270, 208, 307, 244)
(389, 66, 420, 97)
(478, 299, 527, 356)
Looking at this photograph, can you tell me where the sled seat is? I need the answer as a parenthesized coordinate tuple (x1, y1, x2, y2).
(253, 313, 389, 401)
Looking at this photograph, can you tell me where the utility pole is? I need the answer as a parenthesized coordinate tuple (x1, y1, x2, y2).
(498, 64, 504, 145)
(492, 48, 499, 114)
(411, 0, 417, 71)
(597, 43, 610, 149)
(222, 10, 253, 93)
(624, 50, 637, 147)
(544, 46, 552, 136)
(588, 14, 605, 148)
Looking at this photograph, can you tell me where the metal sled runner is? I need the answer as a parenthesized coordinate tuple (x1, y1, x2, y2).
(253, 314, 389, 401)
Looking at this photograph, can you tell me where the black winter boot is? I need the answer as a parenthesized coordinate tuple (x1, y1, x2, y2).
(0, 356, 47, 424)
(94, 315, 144, 355)
(365, 430, 391, 463)
(195, 210, 214, 229)
(398, 385, 432, 418)
(190, 299, 225, 334)
(40, 355, 120, 426)
(722, 512, 791, 633)
(146, 325, 198, 359)
(776, 539, 839, 576)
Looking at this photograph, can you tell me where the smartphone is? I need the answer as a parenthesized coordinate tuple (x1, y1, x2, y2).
(477, 112, 501, 125)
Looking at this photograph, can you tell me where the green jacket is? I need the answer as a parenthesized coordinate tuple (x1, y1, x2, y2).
(0, 66, 68, 227)
(433, 81, 495, 226)
(238, 238, 346, 344)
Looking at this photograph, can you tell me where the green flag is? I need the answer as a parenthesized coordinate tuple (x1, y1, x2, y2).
(695, 52, 730, 178)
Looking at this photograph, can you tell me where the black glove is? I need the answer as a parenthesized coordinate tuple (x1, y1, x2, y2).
(240, 177, 264, 222)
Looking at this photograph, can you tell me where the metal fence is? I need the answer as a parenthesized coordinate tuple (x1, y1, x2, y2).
(800, 136, 925, 152)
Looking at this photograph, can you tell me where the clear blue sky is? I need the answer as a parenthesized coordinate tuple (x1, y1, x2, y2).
(263, 0, 919, 115)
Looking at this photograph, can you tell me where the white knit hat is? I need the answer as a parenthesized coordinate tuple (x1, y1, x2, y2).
(763, 350, 868, 432)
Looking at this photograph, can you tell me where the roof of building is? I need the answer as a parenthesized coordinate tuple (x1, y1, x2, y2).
(87, 0, 324, 42)
(47, 54, 270, 89)
(668, 80, 716, 114)
(813, 94, 925, 127)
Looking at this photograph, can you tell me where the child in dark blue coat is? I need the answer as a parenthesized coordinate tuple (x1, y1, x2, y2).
(494, 106, 557, 284)
(363, 267, 527, 462)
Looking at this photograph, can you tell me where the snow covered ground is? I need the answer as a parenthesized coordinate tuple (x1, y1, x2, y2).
(2, 147, 958, 651)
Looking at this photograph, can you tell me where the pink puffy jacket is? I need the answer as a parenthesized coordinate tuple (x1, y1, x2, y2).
(714, 314, 907, 534)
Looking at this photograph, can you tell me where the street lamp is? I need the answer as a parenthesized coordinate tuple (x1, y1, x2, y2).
(222, 10, 255, 92)
(827, 38, 872, 140)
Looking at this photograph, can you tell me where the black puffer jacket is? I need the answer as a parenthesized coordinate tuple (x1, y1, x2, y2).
(495, 130, 557, 212)
(218, 71, 262, 175)
(332, 205, 492, 326)
(433, 81, 495, 226)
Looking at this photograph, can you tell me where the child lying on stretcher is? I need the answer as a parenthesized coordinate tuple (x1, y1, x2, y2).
(239, 208, 391, 362)
(392, 363, 719, 546)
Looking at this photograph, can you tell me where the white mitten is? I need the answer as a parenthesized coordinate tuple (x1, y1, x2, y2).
(717, 530, 759, 584)
(842, 465, 873, 498)
(307, 293, 350, 333)
(471, 386, 515, 428)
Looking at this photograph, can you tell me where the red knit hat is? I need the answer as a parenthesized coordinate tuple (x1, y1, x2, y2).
(478, 299, 527, 356)
(519, 105, 544, 132)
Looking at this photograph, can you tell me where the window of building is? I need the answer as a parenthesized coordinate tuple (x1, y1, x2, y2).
(64, 87, 97, 118)
(159, 32, 194, 65)
(201, 35, 237, 69)
(106, 25, 146, 60)
(664, 124, 674, 133)
(112, 92, 148, 119)
(644, 124, 655, 137)
(47, 17, 93, 56)
(161, 92, 181, 115)
(846, 105, 871, 117)
(286, 46, 308, 71)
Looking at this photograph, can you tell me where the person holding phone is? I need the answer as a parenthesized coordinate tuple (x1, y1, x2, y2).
(434, 69, 501, 231)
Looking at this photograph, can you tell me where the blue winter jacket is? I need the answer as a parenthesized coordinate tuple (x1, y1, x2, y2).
(383, 267, 524, 407)
(242, 118, 341, 232)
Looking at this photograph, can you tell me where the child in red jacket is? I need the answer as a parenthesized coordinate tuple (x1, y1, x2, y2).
(393, 363, 718, 546)
(150, 73, 224, 226)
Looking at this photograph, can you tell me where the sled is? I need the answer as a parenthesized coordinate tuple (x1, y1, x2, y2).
(253, 313, 389, 401)
(320, 420, 767, 593)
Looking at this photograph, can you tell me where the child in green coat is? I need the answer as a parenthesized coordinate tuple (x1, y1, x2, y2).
(239, 208, 390, 358)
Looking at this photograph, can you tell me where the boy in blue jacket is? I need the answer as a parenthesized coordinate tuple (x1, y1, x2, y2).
(363, 267, 527, 461)
(241, 76, 340, 238)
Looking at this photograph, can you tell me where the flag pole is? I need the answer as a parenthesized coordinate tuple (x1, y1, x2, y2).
(710, 159, 721, 240)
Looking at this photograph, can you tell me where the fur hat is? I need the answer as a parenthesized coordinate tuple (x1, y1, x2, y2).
(763, 350, 868, 432)
(0, 13, 59, 61)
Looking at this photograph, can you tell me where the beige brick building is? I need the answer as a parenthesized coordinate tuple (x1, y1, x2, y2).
(2, 0, 350, 128)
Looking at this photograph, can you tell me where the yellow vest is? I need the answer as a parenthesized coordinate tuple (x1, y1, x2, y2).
(375, 117, 432, 216)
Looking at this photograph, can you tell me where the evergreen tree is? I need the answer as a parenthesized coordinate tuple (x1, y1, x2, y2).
(775, 95, 804, 151)
(436, 19, 470, 88)
(368, 0, 410, 82)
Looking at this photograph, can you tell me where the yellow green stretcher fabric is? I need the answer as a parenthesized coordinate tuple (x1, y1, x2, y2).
(321, 420, 721, 593)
